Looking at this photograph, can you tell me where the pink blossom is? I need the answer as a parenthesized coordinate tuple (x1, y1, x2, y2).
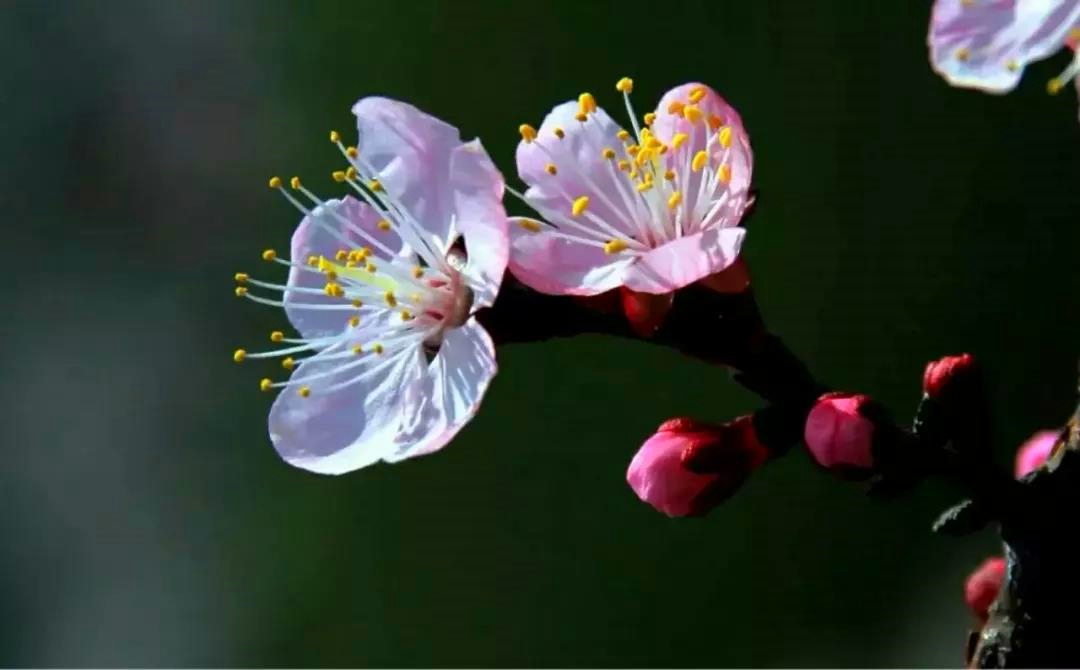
(922, 352, 977, 399)
(1014, 429, 1061, 478)
(509, 79, 753, 297)
(965, 556, 1006, 623)
(803, 393, 876, 475)
(928, 1, 1080, 119)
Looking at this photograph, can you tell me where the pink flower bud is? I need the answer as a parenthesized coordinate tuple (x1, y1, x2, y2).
(626, 416, 767, 517)
(965, 556, 1005, 623)
(803, 392, 876, 475)
(1014, 429, 1061, 478)
(620, 287, 674, 337)
(922, 353, 976, 398)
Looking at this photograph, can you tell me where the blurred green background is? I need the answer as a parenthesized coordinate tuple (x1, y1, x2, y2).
(3, 0, 1078, 666)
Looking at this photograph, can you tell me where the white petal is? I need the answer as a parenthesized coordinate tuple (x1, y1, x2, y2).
(449, 140, 509, 310)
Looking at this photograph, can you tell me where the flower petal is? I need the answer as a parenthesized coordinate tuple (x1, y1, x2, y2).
(621, 227, 746, 294)
(352, 97, 461, 246)
(928, 0, 1080, 92)
(508, 217, 635, 295)
(448, 140, 509, 309)
(268, 343, 426, 475)
(285, 196, 400, 340)
(383, 318, 497, 463)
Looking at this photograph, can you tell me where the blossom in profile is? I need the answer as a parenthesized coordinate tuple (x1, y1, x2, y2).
(965, 556, 1006, 623)
(928, 0, 1080, 120)
(509, 78, 753, 299)
(233, 98, 508, 474)
(1014, 429, 1061, 478)
(803, 393, 876, 477)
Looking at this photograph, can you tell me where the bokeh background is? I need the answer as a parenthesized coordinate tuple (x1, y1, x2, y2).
(3, 0, 1079, 666)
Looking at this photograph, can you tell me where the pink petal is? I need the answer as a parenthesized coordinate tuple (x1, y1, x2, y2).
(1014, 429, 1060, 478)
(626, 429, 719, 518)
(448, 140, 509, 309)
(928, 0, 1080, 92)
(508, 217, 635, 295)
(621, 227, 746, 294)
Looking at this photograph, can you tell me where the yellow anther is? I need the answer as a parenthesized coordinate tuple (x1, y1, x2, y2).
(636, 181, 652, 192)
(298, 386, 311, 398)
(955, 47, 970, 61)
(545, 163, 558, 175)
(235, 286, 248, 297)
(1071, 27, 1080, 40)
(233, 349, 247, 363)
(352, 344, 363, 355)
(1006, 59, 1019, 72)
(616, 77, 634, 93)
(281, 358, 295, 371)
(692, 150, 709, 172)
(345, 260, 356, 268)
(325, 269, 339, 281)
(401, 310, 414, 321)
(708, 114, 723, 131)
(365, 261, 377, 273)
(372, 343, 384, 355)
(270, 330, 284, 342)
(663, 169, 675, 181)
(683, 104, 703, 124)
(329, 130, 341, 143)
(346, 146, 358, 158)
(668, 191, 683, 209)
(617, 129, 631, 141)
(626, 144, 640, 156)
(348, 316, 360, 328)
(604, 239, 628, 254)
(645, 137, 663, 150)
(268, 176, 282, 189)
(519, 124, 538, 142)
(571, 196, 590, 217)
(262, 248, 277, 261)
(718, 163, 732, 184)
(377, 218, 392, 231)
(352, 298, 363, 308)
(574, 112, 587, 122)
(640, 127, 653, 141)
(289, 176, 301, 190)
(1048, 78, 1065, 95)
(384, 290, 397, 307)
(658, 144, 669, 155)
(644, 112, 656, 125)
(718, 126, 733, 149)
(642, 171, 654, 183)
(518, 219, 543, 232)
(307, 255, 319, 266)
(689, 86, 706, 103)
(335, 249, 348, 262)
(332, 170, 347, 183)
(667, 100, 685, 115)
(634, 149, 652, 166)
(578, 92, 597, 114)
(412, 265, 424, 278)
(553, 127, 565, 139)
(345, 166, 358, 180)
(602, 147, 616, 160)
(617, 159, 630, 172)
(324, 282, 344, 298)
(368, 179, 383, 192)
(234, 272, 249, 283)
(259, 378, 273, 392)
(671, 132, 689, 149)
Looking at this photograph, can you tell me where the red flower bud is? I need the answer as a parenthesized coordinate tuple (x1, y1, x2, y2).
(620, 287, 674, 337)
(804, 392, 876, 476)
(922, 353, 976, 399)
(964, 556, 1005, 624)
(699, 257, 751, 294)
(626, 415, 767, 517)
(1014, 429, 1061, 478)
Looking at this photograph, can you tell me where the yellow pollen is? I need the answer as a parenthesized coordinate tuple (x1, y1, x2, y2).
(384, 290, 397, 307)
(365, 262, 377, 273)
(615, 77, 634, 93)
(234, 272, 249, 283)
(574, 112, 587, 122)
(372, 343, 384, 355)
(571, 196, 590, 217)
(234, 286, 248, 297)
(233, 349, 247, 363)
(519, 124, 538, 142)
(645, 137, 663, 150)
(307, 255, 319, 266)
(554, 127, 565, 139)
(708, 114, 723, 130)
(345, 166, 358, 180)
(329, 130, 341, 143)
(345, 260, 356, 268)
(578, 92, 597, 114)
(261, 248, 277, 261)
(617, 159, 630, 172)
(718, 164, 732, 184)
(298, 386, 311, 398)
(956, 47, 970, 61)
(672, 132, 688, 149)
(640, 127, 653, 141)
(332, 170, 346, 183)
(545, 163, 558, 175)
(668, 191, 683, 209)
(617, 129, 631, 141)
(259, 378, 273, 392)
(689, 86, 706, 103)
(627, 144, 640, 156)
(604, 239, 628, 254)
(412, 265, 424, 278)
(324, 282, 344, 298)
(636, 181, 652, 192)
(352, 344, 363, 355)
(644, 112, 656, 125)
(348, 316, 360, 328)
(369, 179, 383, 192)
(602, 147, 616, 160)
(1006, 59, 1019, 72)
(401, 310, 414, 321)
(634, 149, 651, 167)
(270, 330, 284, 342)
(667, 100, 685, 115)
(658, 144, 668, 155)
(335, 249, 348, 261)
(281, 358, 295, 370)
(692, 150, 709, 172)
(718, 126, 733, 149)
(268, 176, 282, 189)
(1048, 78, 1065, 95)
(518, 219, 543, 232)
(377, 218, 392, 231)
(683, 105, 703, 124)
(346, 146, 358, 158)
(352, 299, 363, 308)
(664, 169, 675, 181)
(289, 176, 301, 190)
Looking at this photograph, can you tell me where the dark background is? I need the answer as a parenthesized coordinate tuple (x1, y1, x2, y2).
(3, 0, 1078, 666)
